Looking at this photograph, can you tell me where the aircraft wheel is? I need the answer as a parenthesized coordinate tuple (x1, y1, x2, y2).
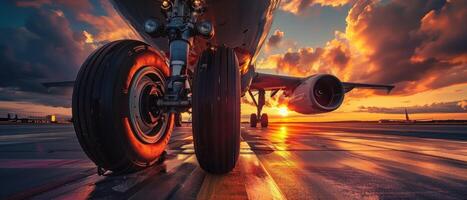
(175, 113, 182, 127)
(260, 113, 268, 128)
(192, 46, 241, 174)
(72, 40, 174, 174)
(250, 113, 258, 127)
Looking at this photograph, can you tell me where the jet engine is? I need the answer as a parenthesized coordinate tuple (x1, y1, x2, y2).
(288, 74, 344, 114)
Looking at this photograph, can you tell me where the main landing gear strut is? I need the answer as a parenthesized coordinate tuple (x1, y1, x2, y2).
(248, 89, 268, 128)
(146, 0, 241, 174)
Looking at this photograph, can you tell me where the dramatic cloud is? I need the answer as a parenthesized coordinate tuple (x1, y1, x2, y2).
(0, 1, 139, 108)
(280, 0, 355, 14)
(266, 29, 285, 49)
(414, 0, 467, 63)
(261, 0, 467, 95)
(74, 1, 139, 44)
(258, 32, 351, 77)
(343, 0, 465, 93)
(357, 100, 467, 114)
(263, 29, 297, 53)
(0, 8, 93, 106)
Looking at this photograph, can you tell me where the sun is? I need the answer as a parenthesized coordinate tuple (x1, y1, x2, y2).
(278, 106, 289, 117)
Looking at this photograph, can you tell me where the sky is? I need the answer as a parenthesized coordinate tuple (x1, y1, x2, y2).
(0, 0, 466, 121)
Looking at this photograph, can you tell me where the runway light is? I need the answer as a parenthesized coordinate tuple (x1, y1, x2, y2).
(278, 106, 288, 117)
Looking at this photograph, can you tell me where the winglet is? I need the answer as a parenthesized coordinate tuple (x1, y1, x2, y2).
(386, 85, 395, 94)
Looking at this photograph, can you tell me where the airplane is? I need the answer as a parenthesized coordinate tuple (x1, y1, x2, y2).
(43, 0, 394, 174)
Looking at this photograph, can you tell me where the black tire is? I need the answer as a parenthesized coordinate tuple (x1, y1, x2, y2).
(175, 113, 182, 127)
(192, 46, 241, 174)
(72, 40, 174, 174)
(250, 113, 257, 127)
(260, 113, 268, 128)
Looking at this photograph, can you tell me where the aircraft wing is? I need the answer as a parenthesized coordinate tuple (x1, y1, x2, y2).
(42, 81, 75, 88)
(42, 74, 395, 94)
(341, 82, 394, 93)
(250, 72, 394, 93)
(249, 73, 303, 91)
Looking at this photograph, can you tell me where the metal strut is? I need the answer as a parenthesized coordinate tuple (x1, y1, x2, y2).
(143, 0, 214, 113)
(248, 89, 265, 117)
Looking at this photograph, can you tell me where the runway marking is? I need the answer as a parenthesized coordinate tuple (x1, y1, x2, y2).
(268, 123, 467, 134)
(129, 156, 199, 200)
(242, 126, 467, 199)
(319, 136, 467, 163)
(197, 141, 286, 200)
(244, 126, 467, 163)
(169, 166, 206, 200)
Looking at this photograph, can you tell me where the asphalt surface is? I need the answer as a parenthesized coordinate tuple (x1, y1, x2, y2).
(0, 123, 466, 200)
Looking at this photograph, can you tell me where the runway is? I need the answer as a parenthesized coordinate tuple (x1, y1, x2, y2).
(0, 123, 466, 199)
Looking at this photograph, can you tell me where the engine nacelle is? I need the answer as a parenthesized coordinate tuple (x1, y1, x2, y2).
(288, 74, 344, 114)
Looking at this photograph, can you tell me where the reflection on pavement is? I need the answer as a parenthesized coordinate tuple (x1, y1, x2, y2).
(1, 123, 466, 199)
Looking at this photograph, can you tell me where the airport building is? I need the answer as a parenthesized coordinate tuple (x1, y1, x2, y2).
(0, 113, 61, 124)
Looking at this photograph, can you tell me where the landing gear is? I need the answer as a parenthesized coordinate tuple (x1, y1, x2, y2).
(248, 89, 269, 128)
(72, 40, 174, 174)
(192, 47, 241, 174)
(73, 0, 242, 175)
(148, 0, 239, 174)
(250, 113, 257, 127)
(260, 113, 268, 128)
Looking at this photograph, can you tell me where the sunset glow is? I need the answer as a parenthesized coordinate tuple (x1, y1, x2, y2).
(278, 106, 289, 117)
(0, 0, 465, 122)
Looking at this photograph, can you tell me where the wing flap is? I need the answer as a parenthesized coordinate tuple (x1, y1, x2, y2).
(342, 82, 394, 93)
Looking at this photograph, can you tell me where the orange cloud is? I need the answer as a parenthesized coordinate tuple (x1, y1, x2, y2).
(357, 100, 467, 114)
(259, 32, 351, 78)
(265, 29, 285, 51)
(17, 0, 139, 45)
(76, 1, 140, 44)
(459, 100, 467, 110)
(414, 0, 467, 64)
(263, 0, 467, 97)
(280, 0, 355, 14)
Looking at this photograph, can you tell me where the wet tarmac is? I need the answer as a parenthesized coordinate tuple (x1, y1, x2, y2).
(0, 123, 466, 200)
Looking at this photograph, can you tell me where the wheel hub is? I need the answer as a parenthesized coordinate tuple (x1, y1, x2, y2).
(140, 82, 161, 124)
(129, 66, 168, 144)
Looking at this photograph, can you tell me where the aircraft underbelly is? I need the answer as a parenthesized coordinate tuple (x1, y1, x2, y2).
(111, 0, 279, 67)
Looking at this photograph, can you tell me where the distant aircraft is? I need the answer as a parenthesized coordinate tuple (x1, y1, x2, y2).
(378, 108, 432, 123)
(44, 0, 394, 174)
(405, 108, 410, 122)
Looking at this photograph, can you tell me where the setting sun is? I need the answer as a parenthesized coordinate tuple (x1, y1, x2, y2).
(278, 106, 289, 117)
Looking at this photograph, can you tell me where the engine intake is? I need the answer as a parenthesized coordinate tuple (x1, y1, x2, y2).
(288, 74, 344, 114)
